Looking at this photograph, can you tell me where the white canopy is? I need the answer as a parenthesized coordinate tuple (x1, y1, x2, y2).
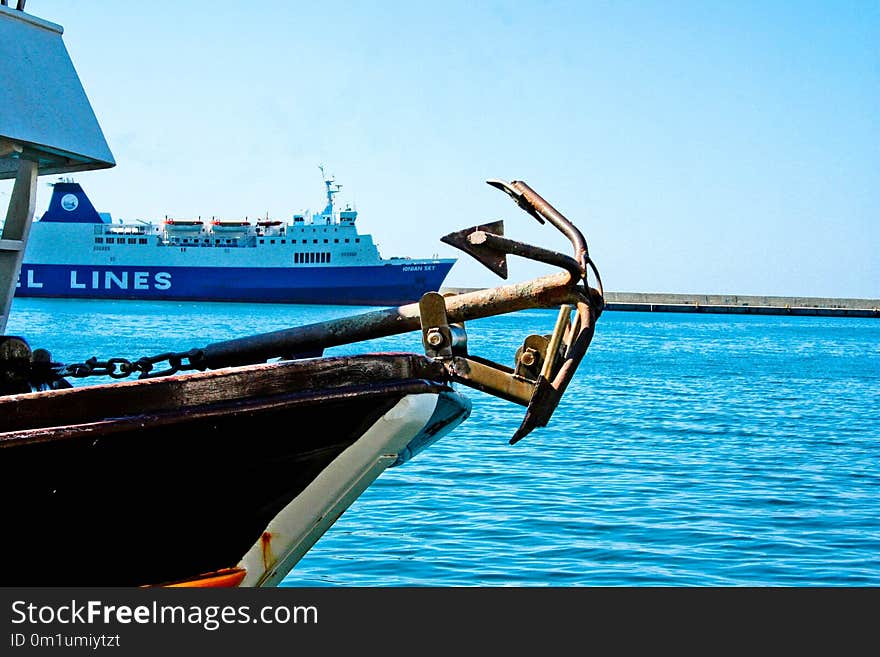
(0, 4, 114, 179)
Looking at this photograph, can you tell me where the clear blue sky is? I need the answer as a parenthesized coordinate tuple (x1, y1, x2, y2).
(6, 1, 879, 297)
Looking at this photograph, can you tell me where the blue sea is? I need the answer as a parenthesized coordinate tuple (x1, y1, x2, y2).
(7, 298, 879, 586)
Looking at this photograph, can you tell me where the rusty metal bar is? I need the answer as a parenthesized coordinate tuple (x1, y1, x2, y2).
(198, 271, 578, 370)
(487, 179, 589, 262)
(467, 231, 583, 280)
(447, 356, 535, 406)
(508, 180, 590, 263)
(539, 305, 571, 380)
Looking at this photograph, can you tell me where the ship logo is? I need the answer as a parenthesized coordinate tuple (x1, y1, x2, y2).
(61, 193, 79, 211)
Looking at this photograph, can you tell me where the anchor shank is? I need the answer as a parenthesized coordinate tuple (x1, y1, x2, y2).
(508, 180, 589, 263)
(200, 272, 577, 369)
(467, 231, 584, 280)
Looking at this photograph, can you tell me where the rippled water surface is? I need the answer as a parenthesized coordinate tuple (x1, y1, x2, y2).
(9, 299, 879, 586)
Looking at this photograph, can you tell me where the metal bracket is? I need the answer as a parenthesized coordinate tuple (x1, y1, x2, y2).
(514, 334, 550, 381)
(445, 303, 579, 445)
(419, 292, 454, 359)
(419, 292, 468, 359)
(447, 355, 534, 406)
(417, 290, 583, 445)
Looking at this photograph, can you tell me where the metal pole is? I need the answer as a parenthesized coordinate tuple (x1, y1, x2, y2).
(199, 271, 578, 369)
(0, 158, 38, 334)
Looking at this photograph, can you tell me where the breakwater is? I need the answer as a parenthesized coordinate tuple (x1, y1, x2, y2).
(440, 289, 880, 318)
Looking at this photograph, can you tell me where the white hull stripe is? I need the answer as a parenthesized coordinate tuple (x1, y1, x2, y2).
(237, 393, 440, 587)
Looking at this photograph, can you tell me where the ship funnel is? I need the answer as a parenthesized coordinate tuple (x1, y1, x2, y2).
(40, 181, 105, 223)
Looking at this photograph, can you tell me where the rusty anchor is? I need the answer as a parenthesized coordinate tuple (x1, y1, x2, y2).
(53, 179, 604, 444)
(434, 179, 604, 442)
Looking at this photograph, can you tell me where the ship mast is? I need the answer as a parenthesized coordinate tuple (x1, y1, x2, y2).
(318, 164, 342, 219)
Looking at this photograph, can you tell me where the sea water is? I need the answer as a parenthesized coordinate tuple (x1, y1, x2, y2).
(7, 299, 879, 586)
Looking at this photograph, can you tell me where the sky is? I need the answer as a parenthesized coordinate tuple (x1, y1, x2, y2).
(4, 0, 879, 297)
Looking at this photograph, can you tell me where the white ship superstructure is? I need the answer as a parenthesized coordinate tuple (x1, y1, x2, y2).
(17, 170, 455, 305)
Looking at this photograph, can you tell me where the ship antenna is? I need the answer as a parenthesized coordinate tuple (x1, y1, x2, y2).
(318, 164, 342, 218)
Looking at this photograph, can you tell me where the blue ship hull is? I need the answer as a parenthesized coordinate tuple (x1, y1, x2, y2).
(15, 261, 455, 306)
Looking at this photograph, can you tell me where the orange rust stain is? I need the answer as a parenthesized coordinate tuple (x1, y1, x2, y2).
(261, 531, 273, 570)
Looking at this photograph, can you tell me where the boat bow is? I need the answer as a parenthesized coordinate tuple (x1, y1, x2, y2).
(44, 179, 605, 443)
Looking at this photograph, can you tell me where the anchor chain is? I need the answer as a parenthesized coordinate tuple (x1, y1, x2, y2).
(61, 349, 206, 380)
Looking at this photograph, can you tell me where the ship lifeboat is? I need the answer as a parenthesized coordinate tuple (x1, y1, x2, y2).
(163, 218, 204, 233)
(257, 220, 283, 227)
(211, 220, 252, 233)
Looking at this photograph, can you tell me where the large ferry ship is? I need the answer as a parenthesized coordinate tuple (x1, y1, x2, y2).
(14, 171, 456, 306)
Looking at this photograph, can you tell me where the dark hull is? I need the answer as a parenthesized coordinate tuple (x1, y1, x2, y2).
(0, 354, 469, 586)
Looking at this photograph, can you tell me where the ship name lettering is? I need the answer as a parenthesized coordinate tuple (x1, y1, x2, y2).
(68, 270, 173, 290)
(154, 272, 172, 290)
(15, 270, 44, 289)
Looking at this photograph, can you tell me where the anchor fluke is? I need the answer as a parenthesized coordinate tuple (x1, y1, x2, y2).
(440, 220, 509, 279)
